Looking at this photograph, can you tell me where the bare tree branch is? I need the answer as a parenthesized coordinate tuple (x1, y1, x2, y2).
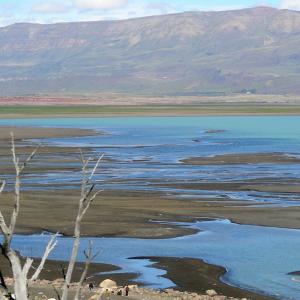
(0, 181, 5, 194)
(52, 285, 62, 300)
(82, 184, 95, 203)
(30, 233, 58, 282)
(79, 151, 90, 200)
(61, 153, 103, 300)
(0, 181, 10, 238)
(60, 265, 66, 280)
(0, 271, 7, 290)
(0, 134, 46, 299)
(74, 241, 94, 300)
(8, 132, 21, 247)
(7, 249, 28, 299)
(81, 190, 103, 217)
(0, 138, 102, 300)
(19, 144, 41, 175)
(22, 257, 34, 278)
(8, 133, 40, 247)
(88, 155, 104, 183)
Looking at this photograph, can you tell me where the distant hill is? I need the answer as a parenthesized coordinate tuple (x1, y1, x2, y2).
(1, 6, 300, 96)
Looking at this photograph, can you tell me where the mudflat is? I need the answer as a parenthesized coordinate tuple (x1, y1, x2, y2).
(0, 254, 135, 284)
(0, 125, 296, 300)
(181, 153, 300, 165)
(0, 189, 300, 238)
(0, 126, 300, 237)
(0, 254, 274, 299)
(0, 126, 98, 140)
(154, 179, 300, 193)
(0, 254, 137, 299)
(137, 257, 274, 300)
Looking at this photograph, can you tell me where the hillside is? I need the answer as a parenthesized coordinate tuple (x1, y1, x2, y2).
(1, 6, 300, 96)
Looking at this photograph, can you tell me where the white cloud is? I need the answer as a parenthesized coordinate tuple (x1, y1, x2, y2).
(280, 0, 300, 10)
(31, 2, 70, 14)
(72, 0, 128, 10)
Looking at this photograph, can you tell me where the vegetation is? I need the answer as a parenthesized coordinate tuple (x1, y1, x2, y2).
(1, 105, 300, 116)
(0, 7, 300, 96)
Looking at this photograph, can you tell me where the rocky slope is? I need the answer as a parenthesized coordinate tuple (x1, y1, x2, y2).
(0, 7, 300, 96)
(4, 277, 256, 300)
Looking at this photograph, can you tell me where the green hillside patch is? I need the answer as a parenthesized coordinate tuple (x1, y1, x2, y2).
(2, 104, 300, 116)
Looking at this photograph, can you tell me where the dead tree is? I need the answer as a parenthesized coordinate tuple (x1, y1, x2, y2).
(74, 241, 100, 300)
(0, 133, 57, 299)
(61, 152, 103, 300)
(0, 133, 102, 299)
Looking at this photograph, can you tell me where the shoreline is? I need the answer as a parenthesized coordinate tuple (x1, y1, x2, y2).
(2, 104, 300, 118)
(0, 125, 300, 237)
(0, 254, 138, 299)
(0, 253, 275, 300)
(2, 188, 300, 238)
(181, 153, 300, 165)
(0, 126, 99, 141)
(133, 257, 275, 300)
(0, 124, 297, 299)
(2, 112, 300, 119)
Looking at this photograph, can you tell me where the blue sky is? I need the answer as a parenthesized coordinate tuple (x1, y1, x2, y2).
(0, 0, 298, 26)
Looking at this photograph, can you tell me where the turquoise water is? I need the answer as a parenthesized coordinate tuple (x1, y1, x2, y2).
(1, 116, 300, 139)
(1, 116, 300, 207)
(1, 116, 300, 157)
(1, 116, 300, 298)
(11, 219, 300, 300)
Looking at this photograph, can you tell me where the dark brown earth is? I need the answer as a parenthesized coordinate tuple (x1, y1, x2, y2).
(0, 254, 275, 300)
(0, 126, 99, 141)
(0, 254, 138, 299)
(154, 179, 300, 193)
(1, 188, 300, 238)
(1, 126, 300, 237)
(181, 153, 300, 165)
(0, 254, 136, 286)
(135, 257, 274, 300)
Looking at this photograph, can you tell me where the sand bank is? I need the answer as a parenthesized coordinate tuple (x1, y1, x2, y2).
(181, 153, 300, 165)
(0, 126, 99, 141)
(137, 257, 274, 300)
(0, 254, 274, 300)
(0, 189, 299, 239)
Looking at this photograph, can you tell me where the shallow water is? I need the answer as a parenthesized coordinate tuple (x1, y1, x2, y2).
(11, 219, 300, 300)
(1, 116, 300, 207)
(1, 116, 300, 298)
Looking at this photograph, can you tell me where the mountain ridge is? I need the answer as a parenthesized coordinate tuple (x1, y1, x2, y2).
(1, 6, 300, 96)
(2, 6, 298, 27)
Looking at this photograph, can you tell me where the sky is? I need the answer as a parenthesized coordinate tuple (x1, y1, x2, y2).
(0, 0, 299, 27)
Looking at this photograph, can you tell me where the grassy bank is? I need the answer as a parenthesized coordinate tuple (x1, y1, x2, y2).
(2, 104, 300, 117)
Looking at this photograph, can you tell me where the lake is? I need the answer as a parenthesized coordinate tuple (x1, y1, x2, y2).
(1, 116, 300, 299)
(1, 116, 300, 206)
(11, 219, 300, 300)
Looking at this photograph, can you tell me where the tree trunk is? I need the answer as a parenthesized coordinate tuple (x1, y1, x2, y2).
(9, 253, 28, 300)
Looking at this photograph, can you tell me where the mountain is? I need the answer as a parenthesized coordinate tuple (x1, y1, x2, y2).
(1, 6, 300, 96)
